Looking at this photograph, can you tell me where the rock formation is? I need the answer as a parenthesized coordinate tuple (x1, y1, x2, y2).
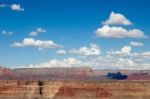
(0, 80, 150, 99)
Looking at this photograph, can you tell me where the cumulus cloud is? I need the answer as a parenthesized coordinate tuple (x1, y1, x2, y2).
(95, 25, 148, 38)
(1, 30, 13, 35)
(11, 4, 24, 11)
(29, 28, 46, 36)
(107, 46, 132, 56)
(96, 48, 150, 70)
(130, 41, 144, 47)
(25, 51, 150, 70)
(103, 12, 132, 25)
(20, 43, 150, 69)
(56, 50, 67, 54)
(0, 4, 24, 11)
(27, 58, 81, 68)
(11, 38, 63, 50)
(121, 46, 131, 54)
(36, 28, 46, 32)
(69, 44, 101, 56)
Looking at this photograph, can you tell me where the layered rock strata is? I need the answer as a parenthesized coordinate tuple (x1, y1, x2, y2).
(0, 80, 150, 99)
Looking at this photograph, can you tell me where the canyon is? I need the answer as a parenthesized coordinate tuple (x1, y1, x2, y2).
(1, 67, 150, 99)
(1, 66, 150, 80)
(0, 80, 150, 99)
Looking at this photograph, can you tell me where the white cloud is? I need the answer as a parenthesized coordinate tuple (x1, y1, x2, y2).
(29, 28, 46, 36)
(11, 4, 24, 11)
(29, 31, 37, 36)
(142, 51, 150, 56)
(103, 12, 132, 25)
(130, 41, 144, 47)
(56, 50, 67, 54)
(0, 4, 24, 11)
(24, 52, 150, 70)
(121, 46, 131, 54)
(11, 38, 63, 50)
(102, 45, 150, 69)
(107, 46, 132, 56)
(95, 25, 148, 38)
(27, 58, 81, 68)
(69, 44, 101, 56)
(20, 42, 150, 69)
(1, 30, 13, 35)
(36, 28, 46, 33)
(19, 42, 149, 69)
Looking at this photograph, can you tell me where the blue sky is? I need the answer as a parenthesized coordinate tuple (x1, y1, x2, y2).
(0, 0, 150, 69)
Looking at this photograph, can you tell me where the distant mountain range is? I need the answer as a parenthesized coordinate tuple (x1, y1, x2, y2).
(1, 66, 150, 81)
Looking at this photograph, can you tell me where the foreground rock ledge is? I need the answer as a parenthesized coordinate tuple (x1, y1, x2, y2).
(0, 80, 150, 99)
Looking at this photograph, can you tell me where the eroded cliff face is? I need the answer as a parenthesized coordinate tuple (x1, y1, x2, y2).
(0, 80, 150, 99)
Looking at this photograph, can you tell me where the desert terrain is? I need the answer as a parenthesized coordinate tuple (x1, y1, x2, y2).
(1, 67, 150, 99)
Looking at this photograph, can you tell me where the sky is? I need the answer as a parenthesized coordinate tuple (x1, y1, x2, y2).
(0, 0, 150, 69)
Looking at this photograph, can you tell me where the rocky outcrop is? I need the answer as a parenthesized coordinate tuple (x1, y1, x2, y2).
(0, 67, 19, 80)
(54, 86, 112, 99)
(1, 80, 150, 99)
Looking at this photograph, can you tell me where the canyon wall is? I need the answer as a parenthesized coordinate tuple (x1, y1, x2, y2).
(0, 80, 150, 99)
